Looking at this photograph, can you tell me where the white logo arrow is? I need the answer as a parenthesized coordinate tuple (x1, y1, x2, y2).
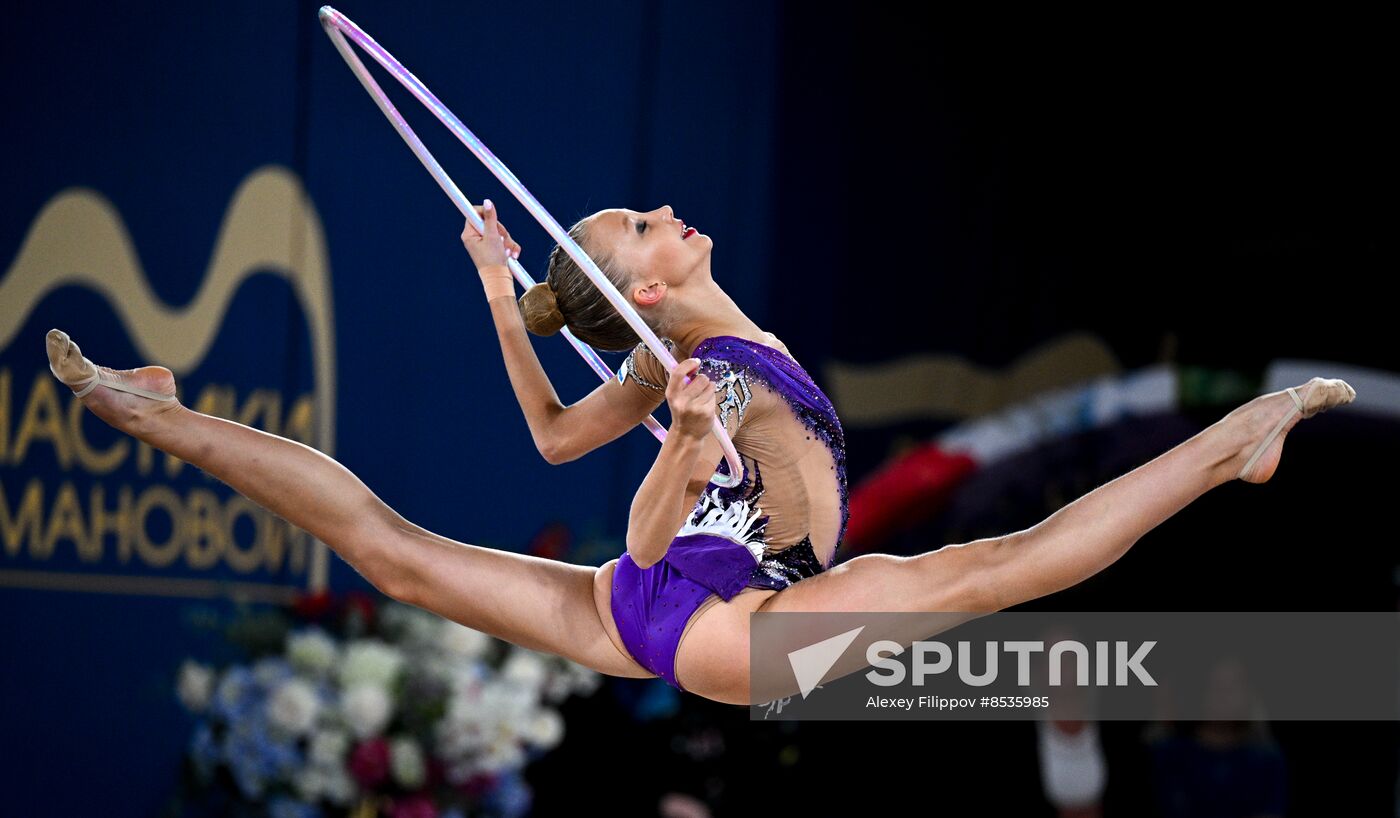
(787, 626, 865, 698)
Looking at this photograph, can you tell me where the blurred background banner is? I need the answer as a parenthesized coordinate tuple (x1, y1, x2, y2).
(2, 2, 1396, 816)
(2, 3, 779, 814)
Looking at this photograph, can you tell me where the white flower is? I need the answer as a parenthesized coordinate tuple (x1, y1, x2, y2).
(390, 736, 426, 790)
(267, 678, 321, 736)
(500, 649, 549, 692)
(481, 679, 535, 728)
(439, 621, 491, 659)
(542, 661, 604, 702)
(309, 728, 350, 766)
(298, 729, 358, 803)
(444, 659, 485, 693)
(477, 738, 525, 773)
(338, 640, 405, 690)
(436, 693, 489, 760)
(571, 663, 604, 694)
(445, 759, 477, 786)
(322, 765, 358, 807)
(176, 660, 215, 712)
(445, 740, 524, 783)
(293, 768, 326, 802)
(525, 709, 564, 750)
(542, 673, 569, 703)
(381, 602, 442, 646)
(341, 682, 392, 739)
(287, 628, 339, 677)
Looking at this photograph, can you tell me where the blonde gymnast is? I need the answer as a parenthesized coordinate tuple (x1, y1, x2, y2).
(45, 200, 1354, 705)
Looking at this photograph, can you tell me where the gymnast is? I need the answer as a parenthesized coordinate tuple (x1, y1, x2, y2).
(44, 200, 1355, 705)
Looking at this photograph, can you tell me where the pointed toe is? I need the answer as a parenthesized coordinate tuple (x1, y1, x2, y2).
(45, 330, 95, 385)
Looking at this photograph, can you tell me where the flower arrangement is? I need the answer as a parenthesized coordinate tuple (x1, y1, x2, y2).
(167, 590, 601, 818)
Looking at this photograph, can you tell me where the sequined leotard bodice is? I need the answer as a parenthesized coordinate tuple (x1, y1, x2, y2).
(616, 333, 849, 578)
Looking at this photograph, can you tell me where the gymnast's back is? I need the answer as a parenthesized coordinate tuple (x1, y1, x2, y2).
(615, 332, 850, 573)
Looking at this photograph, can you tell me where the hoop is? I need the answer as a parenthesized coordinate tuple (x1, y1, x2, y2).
(317, 6, 742, 488)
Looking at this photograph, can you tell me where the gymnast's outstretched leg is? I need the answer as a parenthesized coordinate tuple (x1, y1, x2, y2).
(678, 377, 1355, 703)
(44, 329, 655, 680)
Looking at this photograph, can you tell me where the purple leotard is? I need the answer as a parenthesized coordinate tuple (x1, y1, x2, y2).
(610, 335, 849, 691)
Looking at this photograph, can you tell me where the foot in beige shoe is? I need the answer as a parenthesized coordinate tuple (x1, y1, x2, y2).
(1234, 376, 1357, 483)
(45, 328, 182, 434)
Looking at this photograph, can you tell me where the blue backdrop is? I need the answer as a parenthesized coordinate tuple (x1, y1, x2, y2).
(1, 2, 778, 814)
(5, 4, 1396, 815)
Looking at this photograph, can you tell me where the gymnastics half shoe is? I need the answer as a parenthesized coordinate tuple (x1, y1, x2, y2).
(46, 328, 177, 402)
(1237, 376, 1356, 483)
(45, 328, 182, 435)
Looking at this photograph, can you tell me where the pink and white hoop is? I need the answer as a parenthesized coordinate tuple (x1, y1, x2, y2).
(318, 6, 742, 487)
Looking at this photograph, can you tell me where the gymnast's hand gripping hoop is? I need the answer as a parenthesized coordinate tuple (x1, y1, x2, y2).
(318, 6, 743, 488)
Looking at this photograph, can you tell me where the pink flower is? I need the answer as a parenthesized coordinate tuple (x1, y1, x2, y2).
(389, 794, 438, 818)
(348, 737, 391, 789)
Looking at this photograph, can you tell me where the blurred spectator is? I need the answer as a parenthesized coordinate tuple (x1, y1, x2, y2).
(1146, 657, 1285, 818)
(1037, 719, 1106, 817)
(1035, 623, 1107, 815)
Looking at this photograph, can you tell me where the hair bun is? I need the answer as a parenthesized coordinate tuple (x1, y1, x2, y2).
(519, 280, 566, 336)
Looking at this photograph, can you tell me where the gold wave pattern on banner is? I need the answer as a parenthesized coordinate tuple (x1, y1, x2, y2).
(823, 332, 1121, 426)
(0, 165, 337, 591)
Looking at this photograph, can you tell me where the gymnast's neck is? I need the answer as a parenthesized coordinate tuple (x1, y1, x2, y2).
(662, 275, 769, 360)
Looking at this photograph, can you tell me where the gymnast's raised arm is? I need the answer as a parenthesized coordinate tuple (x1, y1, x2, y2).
(463, 202, 661, 464)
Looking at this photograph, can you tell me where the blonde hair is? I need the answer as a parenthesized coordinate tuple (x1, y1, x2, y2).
(517, 216, 655, 352)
